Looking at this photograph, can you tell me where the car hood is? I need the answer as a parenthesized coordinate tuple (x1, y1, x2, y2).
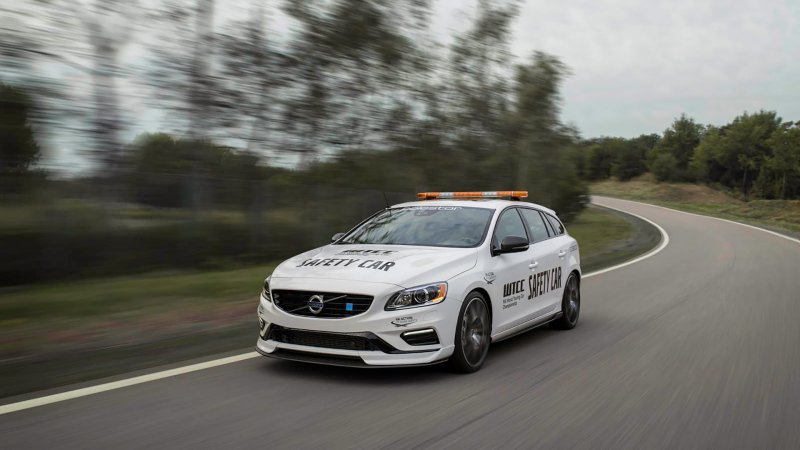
(271, 244, 479, 288)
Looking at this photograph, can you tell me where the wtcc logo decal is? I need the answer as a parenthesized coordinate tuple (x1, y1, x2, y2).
(335, 249, 397, 256)
(502, 279, 526, 309)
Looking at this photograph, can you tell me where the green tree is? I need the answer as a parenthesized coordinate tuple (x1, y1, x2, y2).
(689, 125, 722, 182)
(651, 153, 678, 182)
(611, 138, 647, 181)
(0, 84, 41, 173)
(691, 111, 782, 195)
(585, 141, 615, 180)
(764, 125, 800, 199)
(725, 111, 782, 195)
(649, 114, 703, 179)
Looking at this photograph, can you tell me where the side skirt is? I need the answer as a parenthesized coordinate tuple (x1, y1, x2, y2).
(490, 312, 562, 343)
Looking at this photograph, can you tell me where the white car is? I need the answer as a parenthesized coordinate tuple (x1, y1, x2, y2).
(256, 191, 581, 372)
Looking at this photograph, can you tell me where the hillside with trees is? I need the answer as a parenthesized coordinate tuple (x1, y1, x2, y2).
(578, 111, 800, 200)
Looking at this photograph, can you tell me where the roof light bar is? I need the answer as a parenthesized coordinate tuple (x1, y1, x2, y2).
(417, 191, 528, 200)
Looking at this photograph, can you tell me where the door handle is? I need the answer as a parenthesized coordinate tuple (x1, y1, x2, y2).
(557, 250, 566, 258)
(529, 261, 539, 269)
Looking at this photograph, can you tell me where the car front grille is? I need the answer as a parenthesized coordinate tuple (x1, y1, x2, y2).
(271, 290, 374, 318)
(266, 326, 395, 352)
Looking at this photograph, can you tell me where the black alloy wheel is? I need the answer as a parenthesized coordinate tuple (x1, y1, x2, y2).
(553, 272, 580, 330)
(449, 292, 491, 373)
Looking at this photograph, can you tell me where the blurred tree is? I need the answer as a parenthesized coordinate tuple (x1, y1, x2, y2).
(148, 0, 235, 139)
(282, 0, 433, 167)
(80, 0, 137, 169)
(0, 84, 41, 173)
(509, 51, 565, 186)
(146, 0, 245, 213)
(187, 0, 218, 137)
(585, 140, 615, 180)
(125, 133, 266, 208)
(217, 1, 284, 159)
(448, 0, 518, 164)
(0, 1, 136, 173)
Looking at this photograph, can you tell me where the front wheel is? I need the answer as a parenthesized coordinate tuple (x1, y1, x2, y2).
(553, 272, 580, 330)
(448, 292, 491, 373)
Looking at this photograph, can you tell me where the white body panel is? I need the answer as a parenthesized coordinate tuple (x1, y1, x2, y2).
(256, 199, 581, 366)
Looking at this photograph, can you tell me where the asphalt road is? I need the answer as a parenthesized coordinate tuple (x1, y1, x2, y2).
(3, 197, 800, 449)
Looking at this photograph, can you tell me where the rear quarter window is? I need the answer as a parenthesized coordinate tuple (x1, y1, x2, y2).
(545, 214, 565, 235)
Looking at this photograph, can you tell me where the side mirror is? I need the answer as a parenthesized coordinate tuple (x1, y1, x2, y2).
(331, 232, 346, 243)
(496, 235, 529, 254)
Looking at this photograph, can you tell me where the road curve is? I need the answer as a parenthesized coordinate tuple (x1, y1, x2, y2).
(3, 197, 800, 448)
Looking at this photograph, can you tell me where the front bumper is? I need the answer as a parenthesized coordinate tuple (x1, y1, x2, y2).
(256, 340, 451, 368)
(256, 279, 456, 367)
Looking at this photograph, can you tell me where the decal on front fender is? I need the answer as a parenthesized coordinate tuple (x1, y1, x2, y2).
(391, 316, 417, 327)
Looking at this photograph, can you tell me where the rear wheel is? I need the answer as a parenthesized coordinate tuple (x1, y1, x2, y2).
(449, 292, 491, 373)
(553, 272, 580, 329)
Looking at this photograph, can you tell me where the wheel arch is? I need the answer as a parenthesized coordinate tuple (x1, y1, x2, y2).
(569, 269, 581, 285)
(468, 287, 493, 329)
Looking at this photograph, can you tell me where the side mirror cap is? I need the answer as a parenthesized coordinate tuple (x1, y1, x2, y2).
(331, 232, 346, 243)
(496, 235, 529, 254)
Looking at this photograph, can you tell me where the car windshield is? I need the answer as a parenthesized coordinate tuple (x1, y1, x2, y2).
(338, 206, 494, 248)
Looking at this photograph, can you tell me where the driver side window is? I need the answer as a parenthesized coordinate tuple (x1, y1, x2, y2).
(492, 209, 528, 249)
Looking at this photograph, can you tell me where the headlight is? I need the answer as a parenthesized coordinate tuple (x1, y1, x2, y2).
(261, 276, 272, 303)
(385, 282, 447, 310)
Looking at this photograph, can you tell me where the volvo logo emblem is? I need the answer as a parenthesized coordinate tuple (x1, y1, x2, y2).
(307, 295, 324, 314)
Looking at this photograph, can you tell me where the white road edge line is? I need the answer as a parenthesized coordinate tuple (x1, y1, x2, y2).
(0, 198, 680, 416)
(0, 352, 260, 416)
(583, 199, 670, 278)
(593, 196, 800, 246)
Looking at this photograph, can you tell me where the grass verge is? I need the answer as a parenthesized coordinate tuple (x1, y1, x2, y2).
(569, 205, 662, 273)
(0, 206, 659, 399)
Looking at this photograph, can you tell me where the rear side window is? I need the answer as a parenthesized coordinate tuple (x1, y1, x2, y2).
(518, 208, 550, 243)
(545, 214, 565, 236)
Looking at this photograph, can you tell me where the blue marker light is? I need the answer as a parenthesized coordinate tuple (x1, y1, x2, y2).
(346, 303, 353, 311)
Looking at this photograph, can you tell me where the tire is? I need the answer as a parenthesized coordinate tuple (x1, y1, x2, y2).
(448, 291, 491, 373)
(553, 272, 580, 330)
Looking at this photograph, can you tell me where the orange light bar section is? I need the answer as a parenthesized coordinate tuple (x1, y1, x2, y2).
(417, 191, 528, 200)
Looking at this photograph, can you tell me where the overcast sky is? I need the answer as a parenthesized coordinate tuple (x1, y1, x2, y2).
(436, 0, 800, 138)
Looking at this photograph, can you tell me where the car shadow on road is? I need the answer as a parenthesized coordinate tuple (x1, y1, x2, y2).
(258, 355, 449, 386)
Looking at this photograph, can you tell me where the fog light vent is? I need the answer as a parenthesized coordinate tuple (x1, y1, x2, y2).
(259, 319, 270, 340)
(401, 329, 439, 346)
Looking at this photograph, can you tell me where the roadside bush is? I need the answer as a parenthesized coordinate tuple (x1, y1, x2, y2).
(651, 153, 679, 182)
